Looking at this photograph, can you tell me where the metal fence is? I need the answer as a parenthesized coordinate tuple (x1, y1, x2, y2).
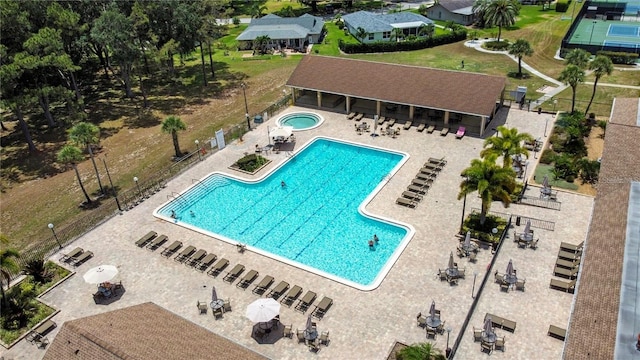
(9, 94, 292, 279)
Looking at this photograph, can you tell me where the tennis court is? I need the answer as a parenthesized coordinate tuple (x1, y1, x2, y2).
(607, 24, 640, 37)
(603, 40, 640, 49)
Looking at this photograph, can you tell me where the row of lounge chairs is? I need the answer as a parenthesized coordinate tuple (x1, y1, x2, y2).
(134, 231, 334, 319)
(346, 112, 364, 121)
(396, 157, 447, 208)
(549, 241, 583, 293)
(60, 247, 93, 267)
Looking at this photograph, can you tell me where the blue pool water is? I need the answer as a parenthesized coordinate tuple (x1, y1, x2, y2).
(156, 137, 411, 289)
(277, 112, 323, 130)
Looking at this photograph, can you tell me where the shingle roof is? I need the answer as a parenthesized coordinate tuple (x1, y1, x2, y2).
(236, 14, 324, 41)
(286, 56, 507, 117)
(438, 0, 476, 12)
(342, 11, 433, 33)
(563, 98, 640, 359)
(42, 302, 268, 360)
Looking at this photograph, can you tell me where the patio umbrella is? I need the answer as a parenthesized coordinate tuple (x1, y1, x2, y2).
(524, 220, 531, 235)
(464, 231, 471, 248)
(506, 259, 514, 276)
(211, 286, 218, 302)
(542, 175, 550, 189)
(305, 314, 314, 333)
(83, 265, 118, 284)
(269, 126, 293, 139)
(429, 300, 436, 319)
(448, 252, 455, 269)
(373, 115, 378, 135)
(484, 316, 494, 336)
(246, 298, 281, 323)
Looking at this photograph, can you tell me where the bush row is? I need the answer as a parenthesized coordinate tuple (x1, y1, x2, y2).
(596, 50, 639, 65)
(556, 0, 569, 12)
(339, 30, 467, 54)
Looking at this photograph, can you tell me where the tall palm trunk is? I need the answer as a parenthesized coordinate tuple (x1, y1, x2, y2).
(208, 42, 215, 78)
(87, 145, 104, 195)
(73, 164, 93, 204)
(172, 131, 181, 157)
(584, 77, 599, 116)
(199, 43, 208, 87)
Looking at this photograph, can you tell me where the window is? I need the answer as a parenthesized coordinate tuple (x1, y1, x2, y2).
(383, 31, 391, 39)
(368, 33, 374, 40)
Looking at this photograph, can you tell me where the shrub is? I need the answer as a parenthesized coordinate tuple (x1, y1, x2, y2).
(339, 29, 467, 54)
(577, 158, 601, 184)
(540, 149, 556, 164)
(232, 17, 240, 26)
(596, 50, 639, 65)
(556, 0, 569, 12)
(235, 154, 268, 173)
(483, 40, 510, 51)
(553, 153, 579, 179)
(462, 213, 508, 243)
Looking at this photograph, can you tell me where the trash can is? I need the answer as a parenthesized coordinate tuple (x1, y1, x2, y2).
(254, 115, 263, 124)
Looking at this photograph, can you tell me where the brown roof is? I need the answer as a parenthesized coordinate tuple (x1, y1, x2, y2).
(563, 98, 640, 359)
(286, 55, 507, 117)
(43, 302, 268, 360)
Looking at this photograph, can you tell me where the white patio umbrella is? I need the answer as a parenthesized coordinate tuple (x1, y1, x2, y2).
(524, 220, 531, 235)
(542, 175, 550, 189)
(464, 231, 471, 248)
(269, 126, 293, 140)
(246, 298, 281, 323)
(373, 115, 378, 135)
(211, 286, 218, 302)
(429, 301, 436, 318)
(305, 314, 314, 332)
(484, 316, 494, 335)
(448, 252, 455, 269)
(83, 265, 118, 284)
(506, 259, 514, 276)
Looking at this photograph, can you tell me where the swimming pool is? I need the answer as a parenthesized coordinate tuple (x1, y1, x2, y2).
(276, 112, 323, 131)
(155, 137, 413, 290)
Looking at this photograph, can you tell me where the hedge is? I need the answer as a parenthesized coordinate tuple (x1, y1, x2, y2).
(596, 50, 639, 65)
(556, 0, 569, 12)
(339, 30, 467, 54)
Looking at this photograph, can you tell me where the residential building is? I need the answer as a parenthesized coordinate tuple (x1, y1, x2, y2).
(427, 0, 476, 26)
(236, 14, 325, 52)
(342, 11, 434, 43)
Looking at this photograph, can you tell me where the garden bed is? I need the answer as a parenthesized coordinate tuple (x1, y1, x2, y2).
(229, 153, 271, 175)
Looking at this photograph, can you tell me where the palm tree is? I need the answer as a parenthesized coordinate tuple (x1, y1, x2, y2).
(355, 27, 368, 43)
(0, 235, 20, 308)
(472, 0, 492, 28)
(584, 55, 613, 116)
(253, 35, 271, 54)
(508, 39, 533, 78)
(397, 342, 446, 360)
(69, 122, 104, 195)
(558, 64, 585, 113)
(418, 24, 435, 38)
(484, 0, 519, 42)
(481, 126, 534, 169)
(57, 145, 93, 205)
(250, 3, 268, 18)
(391, 28, 405, 42)
(161, 116, 187, 158)
(459, 154, 517, 225)
(564, 48, 590, 69)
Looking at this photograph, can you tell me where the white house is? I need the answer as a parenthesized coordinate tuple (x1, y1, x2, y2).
(427, 0, 476, 26)
(236, 14, 325, 51)
(342, 11, 434, 44)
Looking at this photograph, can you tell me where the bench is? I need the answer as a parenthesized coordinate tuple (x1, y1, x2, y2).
(72, 251, 93, 267)
(28, 319, 56, 343)
(485, 313, 516, 333)
(548, 325, 566, 341)
(135, 231, 157, 247)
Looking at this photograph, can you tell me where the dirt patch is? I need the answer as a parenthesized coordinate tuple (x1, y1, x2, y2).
(575, 126, 605, 196)
(386, 341, 408, 360)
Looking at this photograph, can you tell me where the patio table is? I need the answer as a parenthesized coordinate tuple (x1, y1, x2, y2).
(446, 268, 459, 278)
(482, 332, 497, 343)
(504, 274, 518, 286)
(461, 243, 478, 254)
(210, 299, 224, 311)
(426, 316, 441, 329)
(304, 329, 318, 341)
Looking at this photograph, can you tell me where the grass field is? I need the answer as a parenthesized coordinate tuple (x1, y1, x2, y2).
(1, 2, 639, 249)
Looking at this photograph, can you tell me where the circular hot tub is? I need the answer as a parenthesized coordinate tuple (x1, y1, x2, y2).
(276, 112, 324, 131)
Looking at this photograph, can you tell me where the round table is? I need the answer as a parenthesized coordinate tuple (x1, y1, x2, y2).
(304, 329, 318, 341)
(461, 243, 478, 254)
(482, 332, 497, 343)
(504, 274, 518, 285)
(520, 233, 534, 242)
(446, 268, 459, 278)
(210, 299, 224, 311)
(426, 316, 441, 328)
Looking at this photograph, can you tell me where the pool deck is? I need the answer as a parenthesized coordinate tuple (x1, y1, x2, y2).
(2, 106, 594, 360)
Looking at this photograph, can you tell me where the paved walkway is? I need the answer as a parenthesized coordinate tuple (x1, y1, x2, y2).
(1, 106, 594, 360)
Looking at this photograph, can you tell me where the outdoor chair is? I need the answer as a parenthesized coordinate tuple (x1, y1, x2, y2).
(554, 265, 579, 279)
(500, 281, 510, 292)
(295, 290, 317, 313)
(436, 320, 446, 334)
(469, 252, 477, 262)
(296, 329, 306, 343)
(426, 327, 437, 339)
(416, 171, 436, 181)
(346, 112, 356, 119)
(440, 127, 449, 136)
(548, 325, 567, 341)
(495, 336, 506, 351)
(422, 162, 443, 170)
(387, 118, 396, 127)
(426, 124, 436, 133)
(428, 157, 447, 166)
(407, 184, 427, 195)
(223, 299, 232, 313)
(438, 269, 447, 282)
(283, 324, 293, 338)
(212, 307, 224, 319)
(252, 275, 275, 295)
(403, 121, 413, 130)
(417, 312, 427, 327)
(457, 268, 466, 278)
(402, 191, 423, 202)
(319, 331, 330, 346)
(556, 258, 580, 269)
(135, 231, 157, 247)
(72, 251, 93, 267)
(146, 234, 168, 251)
(312, 296, 333, 319)
(35, 336, 49, 349)
(267, 281, 289, 300)
(174, 245, 196, 263)
(308, 339, 321, 353)
(281, 285, 303, 306)
(223, 264, 245, 283)
(473, 327, 483, 342)
(529, 239, 539, 249)
(456, 248, 465, 258)
(494, 271, 504, 284)
(196, 253, 217, 272)
(60, 247, 84, 263)
(236, 269, 259, 289)
(560, 241, 584, 253)
(354, 113, 364, 121)
(416, 123, 426, 132)
(411, 178, 432, 188)
(515, 278, 526, 291)
(207, 258, 229, 277)
(481, 340, 494, 354)
(377, 116, 386, 125)
(455, 126, 466, 139)
(558, 249, 582, 261)
(197, 301, 208, 314)
(161, 240, 182, 257)
(186, 249, 207, 267)
(396, 197, 417, 208)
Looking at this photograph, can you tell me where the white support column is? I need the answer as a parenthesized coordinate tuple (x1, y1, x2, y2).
(346, 96, 351, 113)
(444, 111, 450, 124)
(409, 106, 414, 120)
(317, 91, 322, 108)
(376, 101, 381, 116)
(480, 116, 487, 136)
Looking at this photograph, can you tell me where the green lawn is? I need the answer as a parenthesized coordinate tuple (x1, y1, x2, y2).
(533, 164, 579, 190)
